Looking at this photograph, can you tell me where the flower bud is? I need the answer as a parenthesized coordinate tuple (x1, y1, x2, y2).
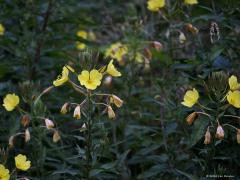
(21, 115, 30, 127)
(186, 112, 198, 125)
(111, 95, 123, 108)
(179, 32, 186, 44)
(143, 48, 152, 60)
(45, 118, 54, 129)
(103, 76, 112, 87)
(9, 135, 15, 148)
(80, 123, 87, 132)
(151, 41, 163, 51)
(25, 128, 31, 143)
(73, 105, 81, 119)
(107, 106, 115, 119)
(60, 103, 69, 114)
(53, 130, 61, 143)
(185, 23, 199, 34)
(215, 124, 224, 139)
(237, 129, 240, 144)
(204, 128, 211, 145)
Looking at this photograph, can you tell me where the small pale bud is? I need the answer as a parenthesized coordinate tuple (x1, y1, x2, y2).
(9, 135, 15, 148)
(21, 115, 30, 127)
(179, 32, 186, 44)
(80, 123, 87, 132)
(111, 95, 123, 108)
(186, 112, 198, 125)
(204, 128, 211, 145)
(237, 129, 240, 144)
(60, 103, 69, 114)
(107, 106, 115, 119)
(53, 130, 61, 143)
(215, 125, 224, 139)
(73, 105, 81, 119)
(45, 118, 54, 129)
(103, 76, 112, 87)
(151, 41, 163, 51)
(25, 128, 31, 143)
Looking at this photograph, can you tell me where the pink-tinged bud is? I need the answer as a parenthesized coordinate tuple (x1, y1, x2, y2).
(73, 105, 81, 119)
(215, 125, 224, 139)
(111, 95, 123, 108)
(204, 128, 211, 145)
(25, 128, 31, 143)
(237, 129, 240, 144)
(53, 130, 61, 143)
(21, 115, 30, 127)
(151, 41, 163, 51)
(60, 103, 69, 114)
(45, 118, 54, 129)
(186, 112, 198, 125)
(107, 106, 115, 119)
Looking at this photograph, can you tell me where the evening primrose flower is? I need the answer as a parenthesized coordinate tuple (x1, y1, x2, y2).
(184, 0, 198, 5)
(3, 93, 20, 111)
(76, 30, 88, 50)
(229, 75, 240, 91)
(227, 90, 240, 108)
(78, 69, 102, 90)
(53, 66, 69, 86)
(0, 24, 5, 36)
(15, 154, 31, 171)
(0, 164, 10, 180)
(147, 0, 165, 12)
(181, 88, 199, 108)
(106, 60, 121, 77)
(105, 43, 128, 62)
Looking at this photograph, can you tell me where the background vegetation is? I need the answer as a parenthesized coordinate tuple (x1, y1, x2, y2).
(0, 0, 240, 179)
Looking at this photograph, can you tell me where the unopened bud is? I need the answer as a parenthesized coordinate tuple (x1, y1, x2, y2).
(186, 112, 198, 125)
(179, 32, 186, 44)
(143, 48, 152, 60)
(53, 130, 61, 143)
(45, 118, 54, 129)
(80, 123, 87, 132)
(237, 129, 240, 144)
(21, 115, 30, 127)
(103, 76, 112, 87)
(107, 106, 115, 119)
(111, 95, 123, 108)
(204, 128, 211, 145)
(215, 124, 224, 139)
(73, 105, 81, 119)
(151, 41, 163, 51)
(25, 128, 30, 143)
(60, 103, 69, 114)
(185, 23, 199, 34)
(9, 135, 15, 148)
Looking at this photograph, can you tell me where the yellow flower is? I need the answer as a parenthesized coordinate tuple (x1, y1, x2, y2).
(106, 60, 121, 77)
(76, 30, 88, 50)
(181, 88, 199, 108)
(0, 24, 5, 36)
(227, 90, 240, 108)
(105, 43, 128, 62)
(3, 93, 20, 111)
(229, 75, 240, 91)
(53, 66, 69, 86)
(0, 164, 10, 180)
(184, 0, 198, 5)
(15, 154, 31, 171)
(147, 0, 165, 12)
(78, 69, 102, 90)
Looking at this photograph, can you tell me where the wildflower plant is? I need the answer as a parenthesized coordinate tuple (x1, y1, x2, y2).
(51, 51, 123, 179)
(182, 72, 240, 146)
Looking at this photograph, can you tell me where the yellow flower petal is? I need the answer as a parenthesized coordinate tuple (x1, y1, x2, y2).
(147, 0, 165, 12)
(105, 43, 128, 62)
(184, 0, 198, 5)
(53, 66, 69, 86)
(106, 60, 121, 77)
(227, 90, 240, 108)
(15, 154, 31, 171)
(181, 88, 199, 108)
(0, 164, 10, 180)
(0, 24, 5, 36)
(2, 93, 20, 111)
(229, 75, 240, 91)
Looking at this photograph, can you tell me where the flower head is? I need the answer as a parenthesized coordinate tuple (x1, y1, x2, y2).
(229, 75, 240, 91)
(0, 164, 10, 180)
(105, 43, 128, 62)
(227, 90, 240, 108)
(184, 0, 198, 5)
(78, 69, 102, 90)
(53, 66, 69, 86)
(0, 24, 5, 36)
(181, 88, 199, 108)
(15, 154, 31, 171)
(106, 60, 121, 77)
(3, 93, 20, 111)
(147, 0, 165, 12)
